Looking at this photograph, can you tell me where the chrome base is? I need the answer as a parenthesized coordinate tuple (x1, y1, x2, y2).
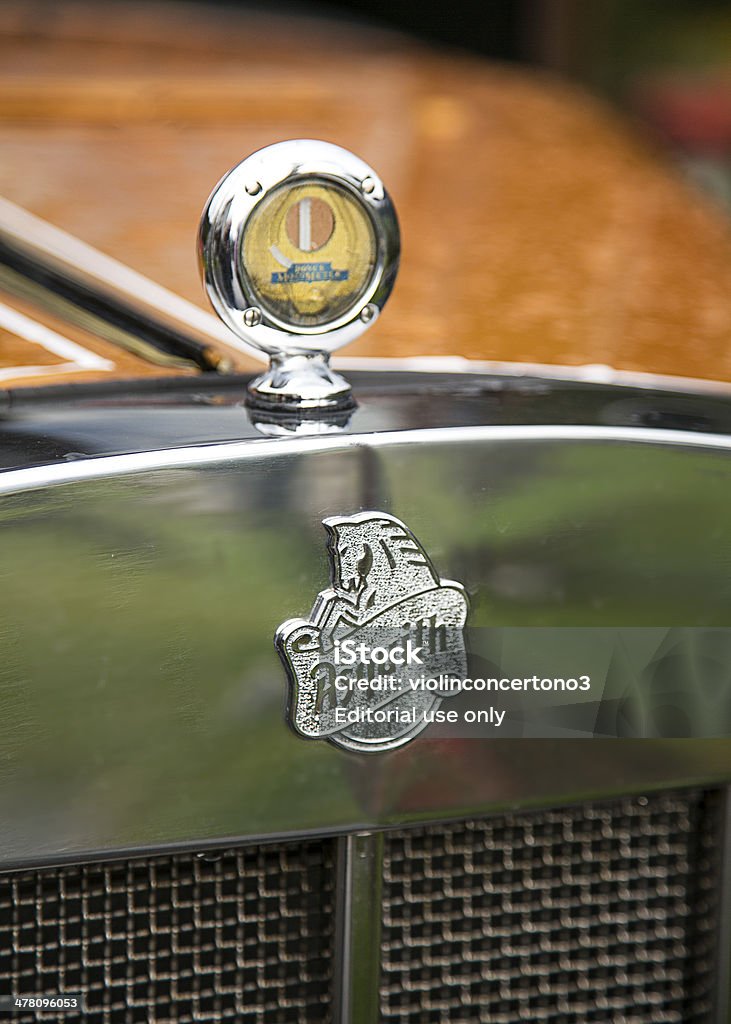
(247, 353, 355, 411)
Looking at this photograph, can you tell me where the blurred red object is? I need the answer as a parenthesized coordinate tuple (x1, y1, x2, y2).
(635, 75, 731, 153)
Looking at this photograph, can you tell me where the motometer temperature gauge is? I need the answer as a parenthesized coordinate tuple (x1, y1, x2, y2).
(199, 140, 400, 410)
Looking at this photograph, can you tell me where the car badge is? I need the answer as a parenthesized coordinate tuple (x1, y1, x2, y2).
(199, 140, 400, 412)
(275, 512, 469, 753)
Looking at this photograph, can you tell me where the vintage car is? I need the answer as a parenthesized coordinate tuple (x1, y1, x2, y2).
(0, 3, 729, 1022)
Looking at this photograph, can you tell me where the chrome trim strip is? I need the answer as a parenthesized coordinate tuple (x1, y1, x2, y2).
(333, 832, 384, 1024)
(0, 196, 247, 350)
(0, 300, 114, 379)
(335, 355, 731, 397)
(0, 423, 730, 495)
(0, 197, 256, 369)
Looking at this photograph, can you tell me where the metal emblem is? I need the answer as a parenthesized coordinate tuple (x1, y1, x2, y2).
(275, 512, 469, 753)
(199, 140, 400, 412)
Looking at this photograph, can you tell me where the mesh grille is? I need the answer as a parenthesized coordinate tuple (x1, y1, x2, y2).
(2, 838, 335, 1024)
(381, 790, 722, 1024)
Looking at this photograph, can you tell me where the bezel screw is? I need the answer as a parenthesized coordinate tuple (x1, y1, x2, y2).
(360, 304, 377, 323)
(244, 307, 262, 327)
(245, 181, 262, 196)
(361, 177, 376, 195)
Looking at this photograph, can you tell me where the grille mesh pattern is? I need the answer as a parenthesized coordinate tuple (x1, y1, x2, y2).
(381, 791, 721, 1023)
(2, 838, 334, 1024)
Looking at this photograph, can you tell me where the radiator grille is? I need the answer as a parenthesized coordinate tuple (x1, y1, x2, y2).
(380, 790, 722, 1023)
(2, 838, 335, 1024)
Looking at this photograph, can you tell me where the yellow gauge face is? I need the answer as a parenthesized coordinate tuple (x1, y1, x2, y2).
(241, 180, 377, 329)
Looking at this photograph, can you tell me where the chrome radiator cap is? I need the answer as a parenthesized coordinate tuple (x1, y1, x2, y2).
(199, 140, 400, 412)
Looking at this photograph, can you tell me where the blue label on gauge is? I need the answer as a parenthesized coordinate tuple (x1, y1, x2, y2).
(271, 262, 349, 284)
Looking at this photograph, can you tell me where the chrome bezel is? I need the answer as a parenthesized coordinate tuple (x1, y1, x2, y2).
(199, 140, 400, 357)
